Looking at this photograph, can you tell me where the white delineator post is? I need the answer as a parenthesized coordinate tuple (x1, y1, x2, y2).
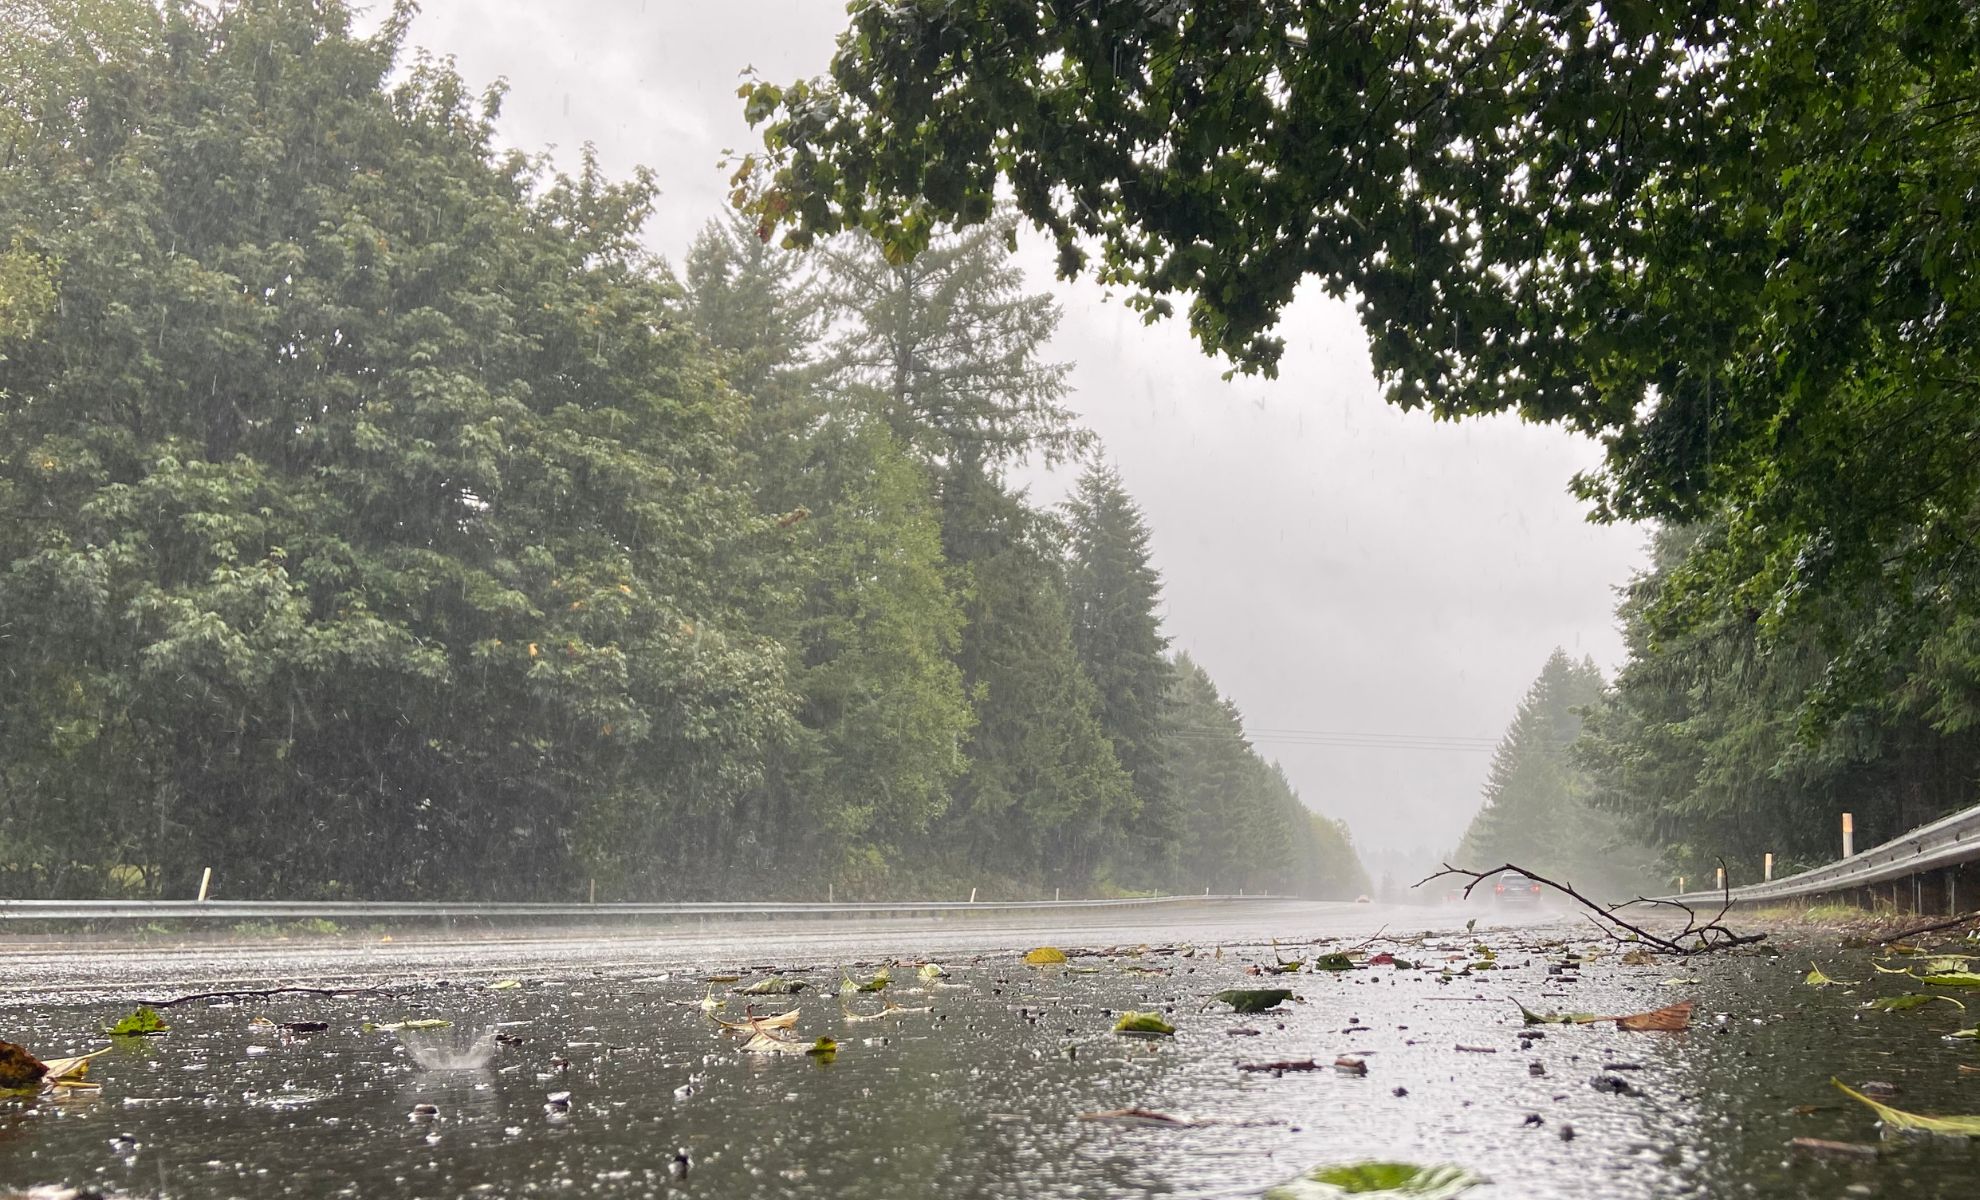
(1764, 853, 1774, 881)
(1677, 876, 1686, 894)
(197, 867, 212, 902)
(1842, 812, 1855, 858)
(1716, 865, 1726, 891)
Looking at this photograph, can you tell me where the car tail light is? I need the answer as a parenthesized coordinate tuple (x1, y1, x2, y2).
(1530, 884, 1541, 893)
(1494, 884, 1504, 893)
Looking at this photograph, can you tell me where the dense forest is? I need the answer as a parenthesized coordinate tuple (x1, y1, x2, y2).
(746, 0, 1980, 890)
(0, 1, 1367, 902)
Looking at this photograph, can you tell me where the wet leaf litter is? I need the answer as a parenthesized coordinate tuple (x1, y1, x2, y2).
(3, 924, 1980, 1197)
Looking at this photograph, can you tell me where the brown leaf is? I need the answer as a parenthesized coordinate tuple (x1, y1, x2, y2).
(1237, 1059, 1322, 1073)
(1615, 1000, 1694, 1032)
(0, 1041, 47, 1091)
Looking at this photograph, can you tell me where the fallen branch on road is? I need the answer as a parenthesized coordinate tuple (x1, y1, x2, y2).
(1878, 910, 1980, 945)
(1414, 860, 1765, 955)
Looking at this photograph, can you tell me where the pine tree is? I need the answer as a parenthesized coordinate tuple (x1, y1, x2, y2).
(1063, 463, 1178, 885)
(937, 468, 1131, 890)
(680, 216, 970, 893)
(816, 215, 1084, 473)
(1456, 650, 1631, 893)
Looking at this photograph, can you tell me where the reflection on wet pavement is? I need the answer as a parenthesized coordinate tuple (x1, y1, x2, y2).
(0, 905, 1974, 1198)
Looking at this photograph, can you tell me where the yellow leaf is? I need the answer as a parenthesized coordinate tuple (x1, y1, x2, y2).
(1834, 1078, 1980, 1136)
(1023, 947, 1068, 966)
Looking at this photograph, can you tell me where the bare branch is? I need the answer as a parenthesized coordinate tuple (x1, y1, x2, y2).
(1414, 861, 1764, 956)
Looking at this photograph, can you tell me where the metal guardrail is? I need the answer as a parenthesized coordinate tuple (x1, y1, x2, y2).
(1653, 801, 1980, 907)
(0, 894, 1290, 922)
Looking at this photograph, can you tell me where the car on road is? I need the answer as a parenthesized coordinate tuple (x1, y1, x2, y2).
(1492, 870, 1544, 904)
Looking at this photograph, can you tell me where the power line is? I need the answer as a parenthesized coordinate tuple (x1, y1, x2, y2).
(1167, 725, 1500, 752)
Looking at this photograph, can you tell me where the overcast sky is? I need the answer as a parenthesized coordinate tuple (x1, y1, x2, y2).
(391, 1, 1648, 863)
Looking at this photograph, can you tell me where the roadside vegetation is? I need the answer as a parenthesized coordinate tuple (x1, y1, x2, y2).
(0, 1, 1366, 903)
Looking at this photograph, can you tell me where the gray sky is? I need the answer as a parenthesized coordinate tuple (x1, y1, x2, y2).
(394, 1, 1647, 861)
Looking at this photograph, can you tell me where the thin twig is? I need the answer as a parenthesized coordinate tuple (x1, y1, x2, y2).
(1413, 862, 1765, 956)
(1878, 910, 1980, 945)
(132, 985, 396, 1008)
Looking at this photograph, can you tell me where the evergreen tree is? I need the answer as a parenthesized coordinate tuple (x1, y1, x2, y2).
(1063, 463, 1178, 885)
(937, 468, 1131, 890)
(1456, 650, 1648, 894)
(680, 216, 970, 893)
(816, 215, 1084, 473)
(1167, 654, 1368, 898)
(1577, 524, 1980, 884)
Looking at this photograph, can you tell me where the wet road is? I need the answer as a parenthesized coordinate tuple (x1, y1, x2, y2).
(0, 901, 1974, 1198)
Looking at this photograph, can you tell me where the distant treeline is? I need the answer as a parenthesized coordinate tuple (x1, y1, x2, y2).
(1459, 518, 1980, 894)
(0, 1, 1367, 902)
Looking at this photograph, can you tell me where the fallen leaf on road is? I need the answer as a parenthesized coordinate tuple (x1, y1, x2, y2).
(1866, 994, 1965, 1012)
(1264, 1161, 1487, 1199)
(1616, 1001, 1694, 1032)
(740, 1031, 810, 1055)
(1113, 1011, 1176, 1036)
(1022, 947, 1067, 966)
(1516, 1003, 1604, 1026)
(715, 1009, 800, 1036)
(1805, 964, 1857, 988)
(1238, 1059, 1322, 1073)
(1833, 1077, 1980, 1136)
(1920, 972, 1980, 989)
(104, 1007, 169, 1037)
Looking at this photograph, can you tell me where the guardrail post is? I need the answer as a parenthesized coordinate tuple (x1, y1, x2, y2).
(1764, 853, 1773, 881)
(1842, 811, 1854, 858)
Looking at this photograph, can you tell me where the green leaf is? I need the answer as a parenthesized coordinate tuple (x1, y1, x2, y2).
(1112, 1011, 1176, 1036)
(1264, 1161, 1488, 1199)
(1865, 993, 1965, 1012)
(1516, 1002, 1603, 1026)
(104, 1006, 169, 1037)
(805, 1037, 837, 1061)
(1920, 972, 1980, 989)
(1805, 964, 1858, 988)
(1312, 953, 1355, 971)
(1833, 1078, 1980, 1136)
(1215, 988, 1294, 1014)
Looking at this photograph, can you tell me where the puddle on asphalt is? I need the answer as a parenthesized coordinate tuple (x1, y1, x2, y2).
(0, 929, 1977, 1198)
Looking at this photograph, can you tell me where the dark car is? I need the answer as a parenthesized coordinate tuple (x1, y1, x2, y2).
(1492, 870, 1544, 903)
